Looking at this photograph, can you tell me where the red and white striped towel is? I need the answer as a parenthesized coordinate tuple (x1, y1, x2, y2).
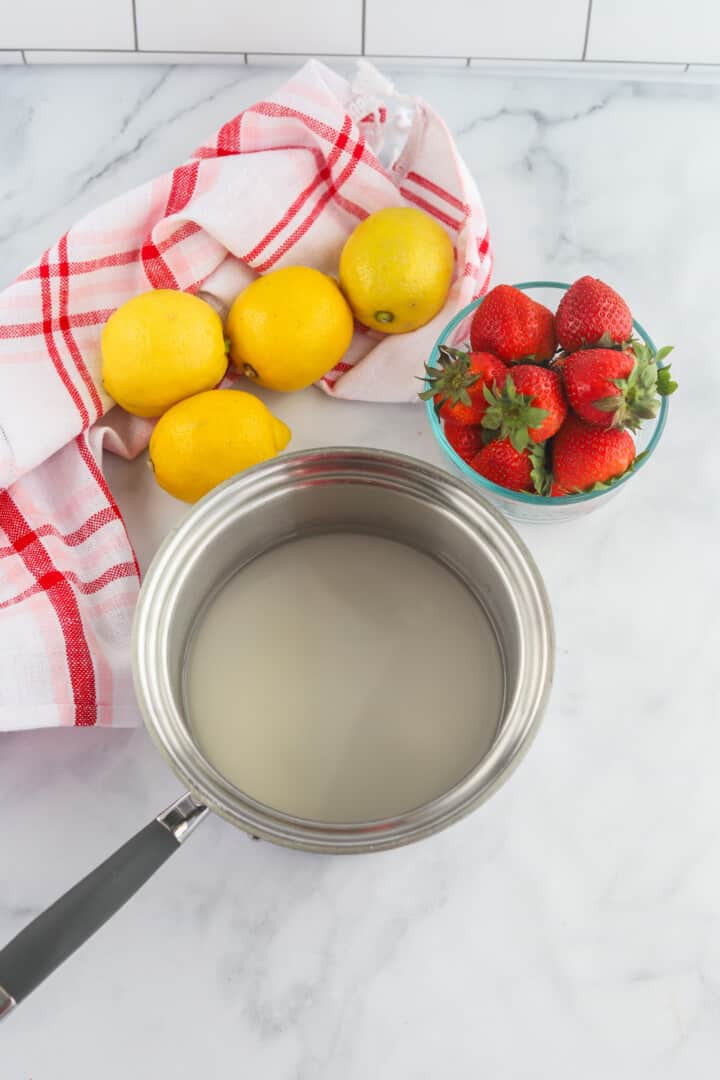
(0, 60, 492, 731)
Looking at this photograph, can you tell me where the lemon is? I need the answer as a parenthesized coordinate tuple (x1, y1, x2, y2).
(339, 207, 454, 334)
(225, 266, 354, 392)
(101, 290, 228, 418)
(149, 389, 290, 503)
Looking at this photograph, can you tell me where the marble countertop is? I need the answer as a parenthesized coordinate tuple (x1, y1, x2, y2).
(1, 61, 718, 1078)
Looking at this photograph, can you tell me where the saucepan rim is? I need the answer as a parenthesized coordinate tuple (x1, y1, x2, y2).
(132, 447, 554, 854)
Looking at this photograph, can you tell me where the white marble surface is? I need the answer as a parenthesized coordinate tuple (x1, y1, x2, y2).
(1, 62, 719, 1077)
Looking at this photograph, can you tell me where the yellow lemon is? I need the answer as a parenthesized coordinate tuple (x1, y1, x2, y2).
(101, 289, 228, 418)
(339, 207, 454, 334)
(225, 266, 354, 392)
(149, 389, 290, 503)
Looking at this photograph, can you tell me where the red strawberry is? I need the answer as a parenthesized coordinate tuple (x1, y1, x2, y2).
(564, 341, 677, 431)
(482, 365, 567, 450)
(444, 422, 484, 463)
(471, 439, 548, 494)
(555, 276, 632, 352)
(471, 439, 532, 492)
(551, 413, 636, 494)
(564, 347, 633, 427)
(469, 285, 556, 363)
(421, 345, 507, 426)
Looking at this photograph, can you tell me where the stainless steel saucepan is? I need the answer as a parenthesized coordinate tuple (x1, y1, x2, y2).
(0, 448, 554, 1020)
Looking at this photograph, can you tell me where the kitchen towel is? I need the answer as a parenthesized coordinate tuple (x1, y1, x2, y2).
(0, 59, 492, 731)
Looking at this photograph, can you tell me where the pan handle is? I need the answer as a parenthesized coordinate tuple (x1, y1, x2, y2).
(0, 792, 208, 1020)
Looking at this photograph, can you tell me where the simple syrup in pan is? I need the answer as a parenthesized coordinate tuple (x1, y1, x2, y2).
(185, 533, 504, 823)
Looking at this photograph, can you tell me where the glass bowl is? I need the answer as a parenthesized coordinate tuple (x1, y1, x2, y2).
(424, 281, 669, 524)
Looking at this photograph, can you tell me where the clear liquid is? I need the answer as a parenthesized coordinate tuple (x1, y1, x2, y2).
(185, 534, 504, 823)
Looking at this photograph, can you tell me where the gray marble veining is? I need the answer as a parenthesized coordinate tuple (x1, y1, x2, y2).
(0, 61, 719, 1078)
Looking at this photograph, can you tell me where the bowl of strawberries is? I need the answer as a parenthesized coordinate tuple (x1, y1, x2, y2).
(422, 278, 676, 523)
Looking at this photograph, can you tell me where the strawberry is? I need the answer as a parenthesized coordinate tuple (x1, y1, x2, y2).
(469, 284, 556, 363)
(564, 341, 677, 431)
(551, 413, 636, 494)
(421, 345, 507, 426)
(555, 276, 633, 352)
(481, 365, 567, 451)
(471, 439, 548, 494)
(444, 422, 484, 463)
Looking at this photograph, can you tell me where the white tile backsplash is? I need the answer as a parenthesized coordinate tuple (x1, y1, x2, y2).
(687, 63, 720, 79)
(366, 0, 588, 60)
(0, 0, 134, 49)
(587, 0, 720, 64)
(363, 56, 470, 67)
(136, 0, 362, 55)
(245, 53, 468, 69)
(469, 58, 687, 78)
(244, 55, 361, 67)
(24, 50, 248, 65)
(8, 0, 720, 70)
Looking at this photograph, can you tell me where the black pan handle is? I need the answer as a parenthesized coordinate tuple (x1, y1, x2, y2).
(0, 793, 208, 1020)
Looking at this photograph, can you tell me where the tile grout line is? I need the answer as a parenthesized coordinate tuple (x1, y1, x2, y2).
(20, 47, 359, 55)
(361, 0, 366, 55)
(131, 0, 139, 50)
(582, 0, 594, 61)
(468, 55, 690, 66)
(8, 48, 711, 72)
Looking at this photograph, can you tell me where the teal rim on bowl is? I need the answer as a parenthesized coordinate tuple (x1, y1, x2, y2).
(424, 280, 669, 508)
